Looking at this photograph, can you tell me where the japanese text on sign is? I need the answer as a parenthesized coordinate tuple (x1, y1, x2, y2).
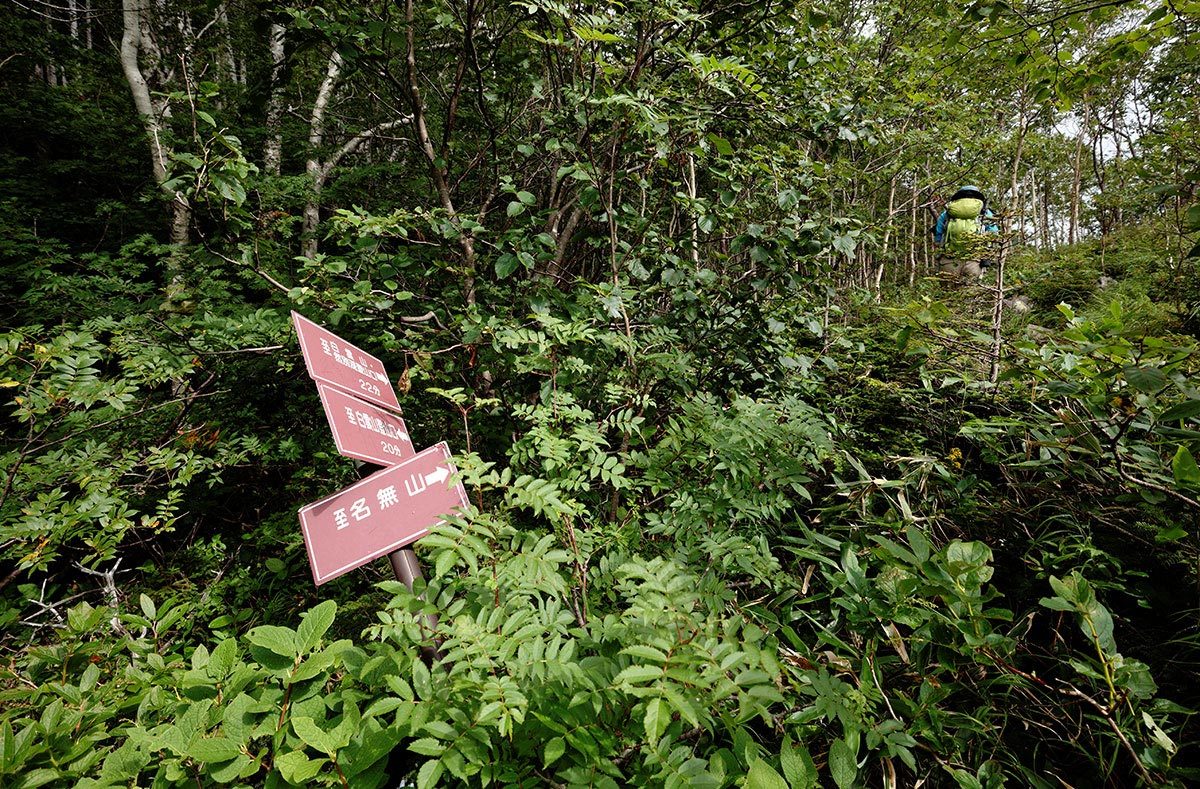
(316, 384, 415, 466)
(297, 442, 468, 585)
(292, 311, 402, 412)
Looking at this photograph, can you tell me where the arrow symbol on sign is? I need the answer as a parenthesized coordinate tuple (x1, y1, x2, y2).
(424, 466, 450, 485)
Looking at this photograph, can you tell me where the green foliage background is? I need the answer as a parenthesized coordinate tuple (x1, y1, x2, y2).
(2, 0, 1200, 786)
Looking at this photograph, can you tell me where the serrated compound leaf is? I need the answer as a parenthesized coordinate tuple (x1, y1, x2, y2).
(543, 737, 566, 767)
(417, 758, 444, 789)
(643, 697, 668, 742)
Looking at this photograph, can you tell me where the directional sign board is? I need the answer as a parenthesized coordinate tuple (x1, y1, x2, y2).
(317, 384, 415, 466)
(297, 442, 468, 585)
(292, 311, 402, 413)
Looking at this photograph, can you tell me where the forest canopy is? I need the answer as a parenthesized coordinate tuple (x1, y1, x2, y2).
(2, 0, 1199, 786)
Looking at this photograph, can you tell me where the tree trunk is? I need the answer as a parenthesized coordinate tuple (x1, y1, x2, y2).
(262, 22, 287, 176)
(119, 0, 191, 278)
(301, 50, 343, 259)
(1069, 101, 1088, 245)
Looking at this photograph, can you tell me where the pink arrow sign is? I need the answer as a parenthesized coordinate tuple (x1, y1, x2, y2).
(298, 442, 468, 585)
(317, 384, 415, 466)
(292, 311, 402, 413)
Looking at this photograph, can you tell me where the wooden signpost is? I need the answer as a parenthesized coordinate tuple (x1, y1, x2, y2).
(291, 312, 467, 593)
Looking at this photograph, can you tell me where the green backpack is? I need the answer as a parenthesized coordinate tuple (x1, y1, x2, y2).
(944, 197, 984, 253)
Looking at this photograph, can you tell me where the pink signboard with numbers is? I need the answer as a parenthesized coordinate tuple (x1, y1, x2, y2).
(292, 311, 402, 413)
(297, 442, 468, 585)
(317, 384, 415, 466)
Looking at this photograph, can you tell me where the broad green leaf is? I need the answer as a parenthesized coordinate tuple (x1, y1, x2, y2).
(707, 133, 734, 156)
(1172, 446, 1200, 488)
(208, 753, 253, 783)
(781, 736, 818, 788)
(412, 659, 433, 699)
(828, 738, 857, 789)
(245, 625, 298, 659)
(1160, 400, 1200, 423)
(616, 665, 662, 684)
(747, 758, 789, 789)
(188, 737, 242, 763)
(1124, 365, 1167, 393)
(297, 600, 337, 653)
(208, 638, 238, 679)
(79, 663, 100, 693)
(275, 750, 325, 784)
(495, 253, 519, 279)
(292, 717, 333, 755)
(11, 768, 60, 789)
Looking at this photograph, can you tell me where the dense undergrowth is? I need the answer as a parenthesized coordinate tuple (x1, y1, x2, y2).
(3, 0, 1200, 785)
(3, 217, 1200, 788)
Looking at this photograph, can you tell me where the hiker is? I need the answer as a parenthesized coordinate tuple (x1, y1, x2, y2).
(933, 185, 998, 281)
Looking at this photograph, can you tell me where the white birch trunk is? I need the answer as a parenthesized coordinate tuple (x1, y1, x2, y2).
(262, 22, 287, 176)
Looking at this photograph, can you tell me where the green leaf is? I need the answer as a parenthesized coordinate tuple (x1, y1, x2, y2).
(643, 698, 668, 742)
(188, 737, 242, 763)
(140, 594, 156, 620)
(11, 768, 60, 789)
(412, 659, 433, 699)
(292, 717, 334, 755)
(781, 736, 818, 788)
(543, 737, 566, 767)
(1172, 446, 1200, 488)
(208, 638, 238, 679)
(506, 201, 525, 217)
(828, 738, 857, 789)
(832, 233, 856, 257)
(208, 753, 253, 783)
(616, 665, 662, 684)
(1160, 400, 1200, 423)
(516, 190, 536, 205)
(1124, 365, 1167, 393)
(80, 662, 100, 693)
(245, 625, 298, 659)
(275, 750, 325, 784)
(707, 133, 734, 156)
(417, 759, 444, 789)
(747, 758, 789, 789)
(495, 253, 520, 279)
(297, 600, 337, 653)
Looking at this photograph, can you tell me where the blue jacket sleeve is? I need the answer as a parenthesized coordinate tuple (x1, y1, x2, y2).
(933, 211, 948, 244)
(982, 209, 998, 233)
